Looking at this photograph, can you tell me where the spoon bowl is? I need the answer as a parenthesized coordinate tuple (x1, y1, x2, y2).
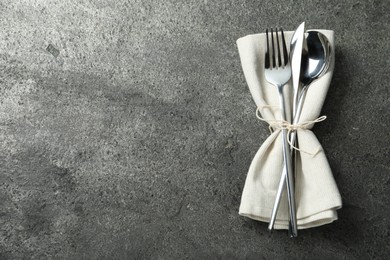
(300, 31, 331, 87)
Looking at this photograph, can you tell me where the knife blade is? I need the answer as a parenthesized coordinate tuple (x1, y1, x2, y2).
(290, 22, 306, 116)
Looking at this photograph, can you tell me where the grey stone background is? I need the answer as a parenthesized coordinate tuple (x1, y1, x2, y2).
(0, 0, 389, 259)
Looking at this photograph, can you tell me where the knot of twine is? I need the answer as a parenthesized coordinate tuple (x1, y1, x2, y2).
(256, 106, 327, 155)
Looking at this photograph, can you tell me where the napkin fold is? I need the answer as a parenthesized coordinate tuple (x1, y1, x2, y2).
(237, 30, 342, 229)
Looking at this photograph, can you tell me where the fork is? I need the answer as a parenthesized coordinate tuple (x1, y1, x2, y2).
(264, 28, 298, 237)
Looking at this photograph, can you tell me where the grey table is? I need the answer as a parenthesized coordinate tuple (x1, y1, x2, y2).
(0, 0, 389, 259)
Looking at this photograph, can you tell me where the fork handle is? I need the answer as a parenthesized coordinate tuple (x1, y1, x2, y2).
(269, 86, 298, 237)
(281, 128, 298, 237)
(268, 130, 298, 237)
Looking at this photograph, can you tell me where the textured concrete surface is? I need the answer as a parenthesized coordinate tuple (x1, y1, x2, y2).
(0, 0, 389, 259)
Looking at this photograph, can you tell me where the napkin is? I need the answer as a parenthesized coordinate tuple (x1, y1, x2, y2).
(237, 30, 342, 229)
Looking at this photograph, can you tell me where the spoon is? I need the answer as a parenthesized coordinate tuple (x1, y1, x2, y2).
(268, 30, 332, 233)
(294, 30, 331, 122)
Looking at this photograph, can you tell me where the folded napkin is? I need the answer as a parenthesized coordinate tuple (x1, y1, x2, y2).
(237, 30, 342, 229)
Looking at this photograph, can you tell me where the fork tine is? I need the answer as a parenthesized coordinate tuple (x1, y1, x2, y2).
(275, 28, 281, 68)
(271, 28, 276, 69)
(280, 28, 288, 66)
(265, 29, 270, 69)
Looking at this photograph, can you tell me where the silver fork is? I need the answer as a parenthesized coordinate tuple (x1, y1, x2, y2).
(264, 28, 298, 237)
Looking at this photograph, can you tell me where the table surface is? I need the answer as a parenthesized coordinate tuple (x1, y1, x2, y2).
(1, 0, 389, 259)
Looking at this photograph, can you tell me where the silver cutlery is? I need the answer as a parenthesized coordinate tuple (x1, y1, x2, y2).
(267, 28, 332, 237)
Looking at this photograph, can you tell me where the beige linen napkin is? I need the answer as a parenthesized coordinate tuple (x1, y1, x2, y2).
(237, 30, 342, 229)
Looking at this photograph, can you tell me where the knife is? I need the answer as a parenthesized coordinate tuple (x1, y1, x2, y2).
(267, 22, 305, 237)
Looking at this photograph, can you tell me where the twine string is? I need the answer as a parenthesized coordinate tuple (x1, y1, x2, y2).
(255, 106, 327, 155)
